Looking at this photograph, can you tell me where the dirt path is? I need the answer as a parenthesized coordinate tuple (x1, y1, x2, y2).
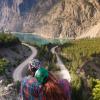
(51, 46, 71, 83)
(13, 44, 71, 82)
(13, 43, 37, 82)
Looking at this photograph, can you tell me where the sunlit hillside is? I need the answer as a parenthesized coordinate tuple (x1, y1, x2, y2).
(60, 38, 100, 100)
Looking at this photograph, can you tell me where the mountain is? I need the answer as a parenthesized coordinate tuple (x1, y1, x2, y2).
(0, 0, 100, 38)
(0, 0, 38, 31)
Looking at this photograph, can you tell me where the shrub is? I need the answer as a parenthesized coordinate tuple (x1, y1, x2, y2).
(0, 33, 20, 48)
(92, 80, 100, 100)
(0, 58, 10, 75)
(71, 74, 83, 100)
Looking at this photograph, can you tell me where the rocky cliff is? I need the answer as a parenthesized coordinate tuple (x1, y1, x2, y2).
(0, 0, 100, 38)
(36, 0, 100, 38)
(0, 0, 38, 31)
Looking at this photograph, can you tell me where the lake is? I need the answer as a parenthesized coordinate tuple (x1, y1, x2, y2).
(13, 32, 70, 45)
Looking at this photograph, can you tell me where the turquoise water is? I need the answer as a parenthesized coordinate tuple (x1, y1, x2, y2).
(13, 32, 69, 45)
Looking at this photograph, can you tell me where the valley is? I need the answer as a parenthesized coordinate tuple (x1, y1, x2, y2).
(0, 0, 100, 100)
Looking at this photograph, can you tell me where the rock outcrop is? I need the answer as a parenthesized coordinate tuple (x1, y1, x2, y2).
(0, 82, 19, 100)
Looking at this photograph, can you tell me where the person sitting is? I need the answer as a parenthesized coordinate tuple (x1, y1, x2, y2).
(20, 67, 70, 100)
(28, 58, 42, 77)
(28, 58, 58, 83)
(20, 58, 44, 100)
(35, 67, 71, 100)
(28, 59, 71, 100)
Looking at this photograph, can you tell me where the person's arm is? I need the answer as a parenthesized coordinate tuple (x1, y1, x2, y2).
(48, 72, 58, 83)
(58, 79, 71, 100)
(20, 79, 26, 100)
(20, 81, 23, 100)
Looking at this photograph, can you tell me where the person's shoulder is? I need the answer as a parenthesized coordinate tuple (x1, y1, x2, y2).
(58, 79, 70, 89)
(21, 76, 37, 85)
(27, 77, 38, 84)
(58, 79, 69, 84)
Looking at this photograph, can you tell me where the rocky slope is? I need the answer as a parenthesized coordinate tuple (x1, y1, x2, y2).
(0, 0, 100, 38)
(0, 44, 32, 99)
(0, 81, 20, 100)
(0, 44, 31, 81)
(0, 44, 31, 66)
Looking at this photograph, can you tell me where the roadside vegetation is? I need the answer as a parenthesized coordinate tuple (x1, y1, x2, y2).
(0, 33, 20, 47)
(0, 33, 21, 75)
(0, 33, 30, 78)
(60, 38, 100, 100)
(92, 79, 100, 100)
(0, 58, 10, 75)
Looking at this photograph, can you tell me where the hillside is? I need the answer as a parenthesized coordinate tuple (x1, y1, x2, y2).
(0, 0, 100, 38)
(0, 34, 31, 79)
(0, 44, 31, 69)
(60, 38, 100, 100)
(77, 22, 100, 39)
(0, 33, 33, 99)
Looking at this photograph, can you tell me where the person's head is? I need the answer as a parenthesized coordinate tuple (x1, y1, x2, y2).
(35, 67, 49, 84)
(35, 67, 68, 100)
(28, 58, 42, 76)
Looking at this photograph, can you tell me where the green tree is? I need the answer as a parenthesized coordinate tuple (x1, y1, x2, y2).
(0, 33, 20, 47)
(0, 58, 9, 75)
(92, 80, 100, 100)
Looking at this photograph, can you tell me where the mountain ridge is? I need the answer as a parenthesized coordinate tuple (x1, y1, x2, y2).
(0, 0, 100, 38)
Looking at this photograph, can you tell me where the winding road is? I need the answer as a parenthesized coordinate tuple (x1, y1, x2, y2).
(13, 43, 71, 83)
(13, 43, 37, 82)
(51, 46, 71, 83)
